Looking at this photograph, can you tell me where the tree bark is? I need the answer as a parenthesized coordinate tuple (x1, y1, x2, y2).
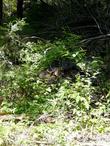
(17, 0, 23, 18)
(0, 0, 3, 24)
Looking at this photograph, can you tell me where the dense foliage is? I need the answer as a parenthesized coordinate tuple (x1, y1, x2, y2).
(0, 0, 110, 145)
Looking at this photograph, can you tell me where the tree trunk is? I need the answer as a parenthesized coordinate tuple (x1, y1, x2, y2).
(17, 0, 23, 18)
(0, 0, 3, 24)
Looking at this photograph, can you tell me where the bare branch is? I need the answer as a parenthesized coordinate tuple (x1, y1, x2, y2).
(80, 34, 110, 44)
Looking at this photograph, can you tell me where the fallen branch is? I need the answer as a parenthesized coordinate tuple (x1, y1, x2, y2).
(22, 36, 47, 42)
(80, 34, 110, 44)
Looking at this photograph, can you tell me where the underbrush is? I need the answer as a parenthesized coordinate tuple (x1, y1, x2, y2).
(0, 18, 110, 146)
(0, 19, 108, 118)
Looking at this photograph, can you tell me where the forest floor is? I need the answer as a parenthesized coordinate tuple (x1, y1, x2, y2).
(0, 114, 110, 146)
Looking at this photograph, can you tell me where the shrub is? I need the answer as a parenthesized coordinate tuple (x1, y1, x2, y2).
(0, 20, 104, 116)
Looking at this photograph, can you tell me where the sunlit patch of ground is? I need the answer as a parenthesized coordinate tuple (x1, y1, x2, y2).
(0, 114, 110, 146)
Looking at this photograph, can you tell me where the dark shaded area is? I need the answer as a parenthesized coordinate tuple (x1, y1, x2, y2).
(0, 0, 3, 24)
(17, 0, 23, 18)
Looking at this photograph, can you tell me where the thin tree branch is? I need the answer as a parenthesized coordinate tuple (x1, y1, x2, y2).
(86, 5, 103, 34)
(80, 34, 110, 44)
